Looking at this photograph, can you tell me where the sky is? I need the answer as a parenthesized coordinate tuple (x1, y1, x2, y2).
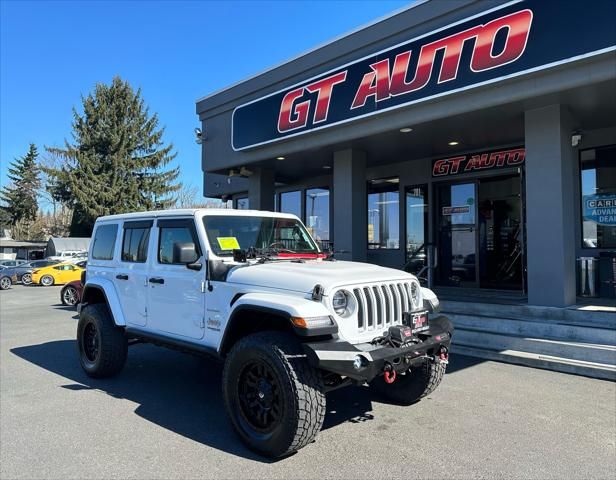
(1, 0, 411, 204)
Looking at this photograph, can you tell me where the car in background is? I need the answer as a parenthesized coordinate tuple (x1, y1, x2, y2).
(60, 279, 83, 306)
(47, 251, 88, 262)
(0, 259, 28, 268)
(11, 259, 61, 285)
(0, 268, 18, 290)
(31, 262, 85, 286)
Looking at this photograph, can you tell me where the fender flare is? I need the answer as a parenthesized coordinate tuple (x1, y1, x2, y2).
(81, 277, 126, 326)
(219, 292, 335, 354)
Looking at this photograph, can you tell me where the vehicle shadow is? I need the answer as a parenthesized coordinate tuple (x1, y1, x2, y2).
(10, 340, 378, 462)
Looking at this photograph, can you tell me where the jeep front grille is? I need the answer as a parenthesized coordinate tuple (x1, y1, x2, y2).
(352, 281, 420, 332)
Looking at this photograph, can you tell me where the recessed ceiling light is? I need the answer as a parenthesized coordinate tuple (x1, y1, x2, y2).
(448, 141, 459, 146)
(323, 165, 332, 169)
(276, 156, 285, 160)
(399, 127, 413, 133)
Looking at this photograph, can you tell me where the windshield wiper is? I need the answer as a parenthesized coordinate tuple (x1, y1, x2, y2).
(232, 247, 314, 264)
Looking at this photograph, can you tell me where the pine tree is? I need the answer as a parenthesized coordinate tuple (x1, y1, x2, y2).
(46, 76, 179, 235)
(0, 144, 41, 227)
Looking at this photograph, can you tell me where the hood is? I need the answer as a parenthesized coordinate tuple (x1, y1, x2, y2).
(226, 260, 413, 294)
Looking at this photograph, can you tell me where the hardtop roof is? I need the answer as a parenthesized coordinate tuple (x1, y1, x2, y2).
(95, 209, 300, 223)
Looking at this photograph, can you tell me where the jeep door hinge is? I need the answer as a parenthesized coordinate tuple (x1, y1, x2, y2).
(200, 316, 206, 328)
(201, 281, 205, 293)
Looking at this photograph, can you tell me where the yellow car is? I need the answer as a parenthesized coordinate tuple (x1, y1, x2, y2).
(32, 261, 85, 286)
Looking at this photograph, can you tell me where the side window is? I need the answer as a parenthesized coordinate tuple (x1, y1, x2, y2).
(91, 224, 119, 260)
(158, 220, 201, 265)
(121, 221, 152, 263)
(53, 266, 62, 271)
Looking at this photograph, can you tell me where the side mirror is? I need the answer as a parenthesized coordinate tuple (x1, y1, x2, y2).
(173, 242, 199, 265)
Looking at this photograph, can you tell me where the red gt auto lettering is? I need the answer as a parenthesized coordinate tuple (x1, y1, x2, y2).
(278, 72, 347, 132)
(471, 10, 533, 72)
(356, 9, 532, 108)
(277, 88, 310, 132)
(305, 71, 347, 124)
(433, 148, 526, 176)
(277, 9, 533, 135)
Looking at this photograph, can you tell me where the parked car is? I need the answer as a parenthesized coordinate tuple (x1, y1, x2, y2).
(11, 259, 61, 285)
(78, 209, 451, 457)
(0, 268, 18, 290)
(32, 262, 85, 286)
(0, 259, 28, 268)
(61, 279, 83, 306)
(47, 251, 88, 262)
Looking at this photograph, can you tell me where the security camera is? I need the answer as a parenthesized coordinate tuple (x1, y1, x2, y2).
(195, 127, 203, 145)
(571, 132, 582, 147)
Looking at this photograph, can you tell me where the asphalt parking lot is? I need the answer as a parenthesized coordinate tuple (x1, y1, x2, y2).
(1, 284, 615, 480)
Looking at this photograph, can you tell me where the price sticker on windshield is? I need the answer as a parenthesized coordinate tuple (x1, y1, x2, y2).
(217, 237, 240, 250)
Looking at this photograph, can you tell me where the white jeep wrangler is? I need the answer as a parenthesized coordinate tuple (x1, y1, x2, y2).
(78, 209, 452, 457)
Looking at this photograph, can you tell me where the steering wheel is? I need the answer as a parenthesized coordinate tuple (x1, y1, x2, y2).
(269, 242, 296, 253)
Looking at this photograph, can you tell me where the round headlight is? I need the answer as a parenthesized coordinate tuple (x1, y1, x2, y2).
(411, 282, 420, 306)
(332, 290, 348, 315)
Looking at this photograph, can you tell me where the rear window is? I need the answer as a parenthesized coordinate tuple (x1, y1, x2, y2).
(122, 227, 151, 263)
(91, 224, 118, 260)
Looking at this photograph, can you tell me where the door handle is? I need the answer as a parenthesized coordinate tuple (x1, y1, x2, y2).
(116, 274, 129, 280)
(148, 277, 165, 284)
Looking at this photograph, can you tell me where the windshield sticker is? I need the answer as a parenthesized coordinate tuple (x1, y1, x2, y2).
(217, 237, 240, 250)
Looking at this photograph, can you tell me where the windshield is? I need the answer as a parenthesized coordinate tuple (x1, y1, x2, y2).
(203, 215, 319, 257)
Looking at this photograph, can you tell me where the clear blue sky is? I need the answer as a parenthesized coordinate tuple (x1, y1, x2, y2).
(1, 0, 410, 202)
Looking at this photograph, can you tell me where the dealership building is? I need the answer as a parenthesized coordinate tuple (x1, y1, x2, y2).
(196, 0, 616, 309)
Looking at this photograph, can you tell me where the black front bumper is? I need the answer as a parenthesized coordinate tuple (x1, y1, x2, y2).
(303, 315, 453, 383)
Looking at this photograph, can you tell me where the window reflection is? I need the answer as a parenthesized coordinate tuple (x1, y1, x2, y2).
(580, 145, 616, 248)
(368, 178, 400, 249)
(305, 188, 330, 241)
(280, 191, 301, 218)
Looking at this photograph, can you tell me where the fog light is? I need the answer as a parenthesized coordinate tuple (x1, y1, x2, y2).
(353, 355, 364, 370)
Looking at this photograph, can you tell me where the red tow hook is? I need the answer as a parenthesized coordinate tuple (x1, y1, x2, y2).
(438, 346, 449, 365)
(383, 363, 397, 384)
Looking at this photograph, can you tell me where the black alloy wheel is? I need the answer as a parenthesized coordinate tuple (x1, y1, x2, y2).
(82, 322, 100, 364)
(237, 359, 283, 433)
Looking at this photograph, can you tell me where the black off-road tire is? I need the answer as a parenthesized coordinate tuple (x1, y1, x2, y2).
(370, 359, 446, 405)
(222, 331, 326, 458)
(77, 303, 127, 378)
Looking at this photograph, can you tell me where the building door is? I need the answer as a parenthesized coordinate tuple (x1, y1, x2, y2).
(436, 182, 478, 287)
(405, 185, 429, 281)
(435, 175, 524, 290)
(477, 175, 523, 290)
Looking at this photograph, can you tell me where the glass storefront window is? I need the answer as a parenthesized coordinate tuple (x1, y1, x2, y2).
(305, 188, 330, 241)
(280, 190, 301, 218)
(580, 145, 616, 249)
(236, 197, 249, 210)
(405, 185, 428, 275)
(368, 177, 400, 249)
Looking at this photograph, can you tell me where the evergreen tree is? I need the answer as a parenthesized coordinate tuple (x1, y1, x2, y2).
(0, 144, 41, 227)
(46, 77, 179, 235)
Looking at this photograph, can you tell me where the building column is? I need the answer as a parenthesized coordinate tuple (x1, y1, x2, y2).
(525, 104, 577, 307)
(333, 149, 367, 262)
(248, 167, 275, 211)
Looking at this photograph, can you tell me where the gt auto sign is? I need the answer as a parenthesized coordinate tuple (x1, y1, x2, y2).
(433, 147, 525, 177)
(231, 0, 616, 150)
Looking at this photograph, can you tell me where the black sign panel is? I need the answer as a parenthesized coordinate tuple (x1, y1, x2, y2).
(231, 0, 616, 151)
(432, 147, 525, 177)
